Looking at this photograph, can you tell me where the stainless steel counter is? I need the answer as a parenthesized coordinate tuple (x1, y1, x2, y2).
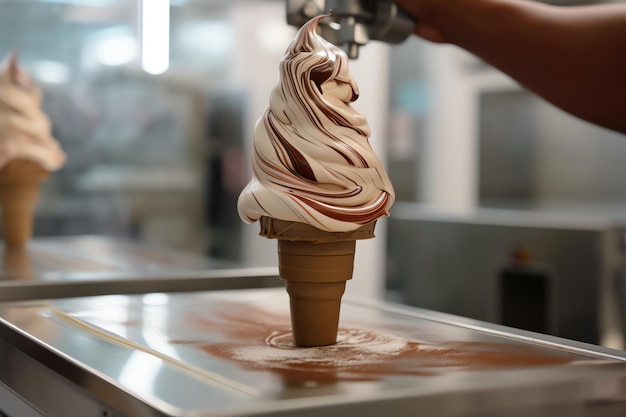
(1, 288, 626, 417)
(0, 236, 280, 301)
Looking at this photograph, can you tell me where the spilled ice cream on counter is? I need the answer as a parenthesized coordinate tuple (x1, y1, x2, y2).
(237, 15, 395, 347)
(237, 14, 394, 233)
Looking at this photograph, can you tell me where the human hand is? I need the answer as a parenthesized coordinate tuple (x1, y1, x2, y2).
(395, 0, 447, 43)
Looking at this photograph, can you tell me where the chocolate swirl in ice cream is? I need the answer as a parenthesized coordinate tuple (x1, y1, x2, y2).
(0, 52, 65, 171)
(237, 15, 394, 232)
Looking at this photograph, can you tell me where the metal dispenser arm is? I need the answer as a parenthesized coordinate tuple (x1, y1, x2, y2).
(286, 0, 415, 59)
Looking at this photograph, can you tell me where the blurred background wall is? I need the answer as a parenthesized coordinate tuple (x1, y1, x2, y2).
(2, 0, 626, 313)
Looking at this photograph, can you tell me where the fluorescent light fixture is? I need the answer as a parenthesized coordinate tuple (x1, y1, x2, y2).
(140, 0, 170, 75)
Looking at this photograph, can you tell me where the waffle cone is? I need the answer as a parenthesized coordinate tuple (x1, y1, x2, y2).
(0, 160, 49, 249)
(259, 216, 376, 347)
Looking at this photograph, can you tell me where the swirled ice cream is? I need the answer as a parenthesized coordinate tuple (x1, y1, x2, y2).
(0, 52, 65, 171)
(237, 15, 394, 233)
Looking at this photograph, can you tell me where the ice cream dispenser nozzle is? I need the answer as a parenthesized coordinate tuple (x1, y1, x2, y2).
(286, 0, 415, 59)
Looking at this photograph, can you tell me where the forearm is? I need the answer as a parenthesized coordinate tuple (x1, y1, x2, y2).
(397, 0, 626, 133)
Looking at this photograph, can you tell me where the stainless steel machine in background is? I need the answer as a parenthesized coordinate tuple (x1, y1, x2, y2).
(286, 0, 415, 58)
(387, 203, 626, 350)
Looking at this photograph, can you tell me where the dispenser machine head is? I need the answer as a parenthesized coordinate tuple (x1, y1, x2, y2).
(286, 0, 415, 58)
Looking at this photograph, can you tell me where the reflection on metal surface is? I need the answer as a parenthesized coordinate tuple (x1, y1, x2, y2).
(0, 236, 231, 278)
(176, 305, 581, 384)
(1, 289, 626, 416)
(118, 351, 167, 403)
(0, 236, 281, 302)
(49, 290, 624, 390)
(2, 249, 33, 280)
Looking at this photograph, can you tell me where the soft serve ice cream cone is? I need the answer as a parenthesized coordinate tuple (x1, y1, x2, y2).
(238, 15, 395, 347)
(0, 51, 65, 249)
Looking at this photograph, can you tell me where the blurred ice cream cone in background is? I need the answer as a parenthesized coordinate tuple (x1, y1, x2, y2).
(238, 15, 394, 347)
(0, 51, 65, 249)
(0, 160, 49, 249)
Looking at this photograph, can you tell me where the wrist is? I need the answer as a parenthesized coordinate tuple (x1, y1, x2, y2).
(424, 0, 520, 46)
